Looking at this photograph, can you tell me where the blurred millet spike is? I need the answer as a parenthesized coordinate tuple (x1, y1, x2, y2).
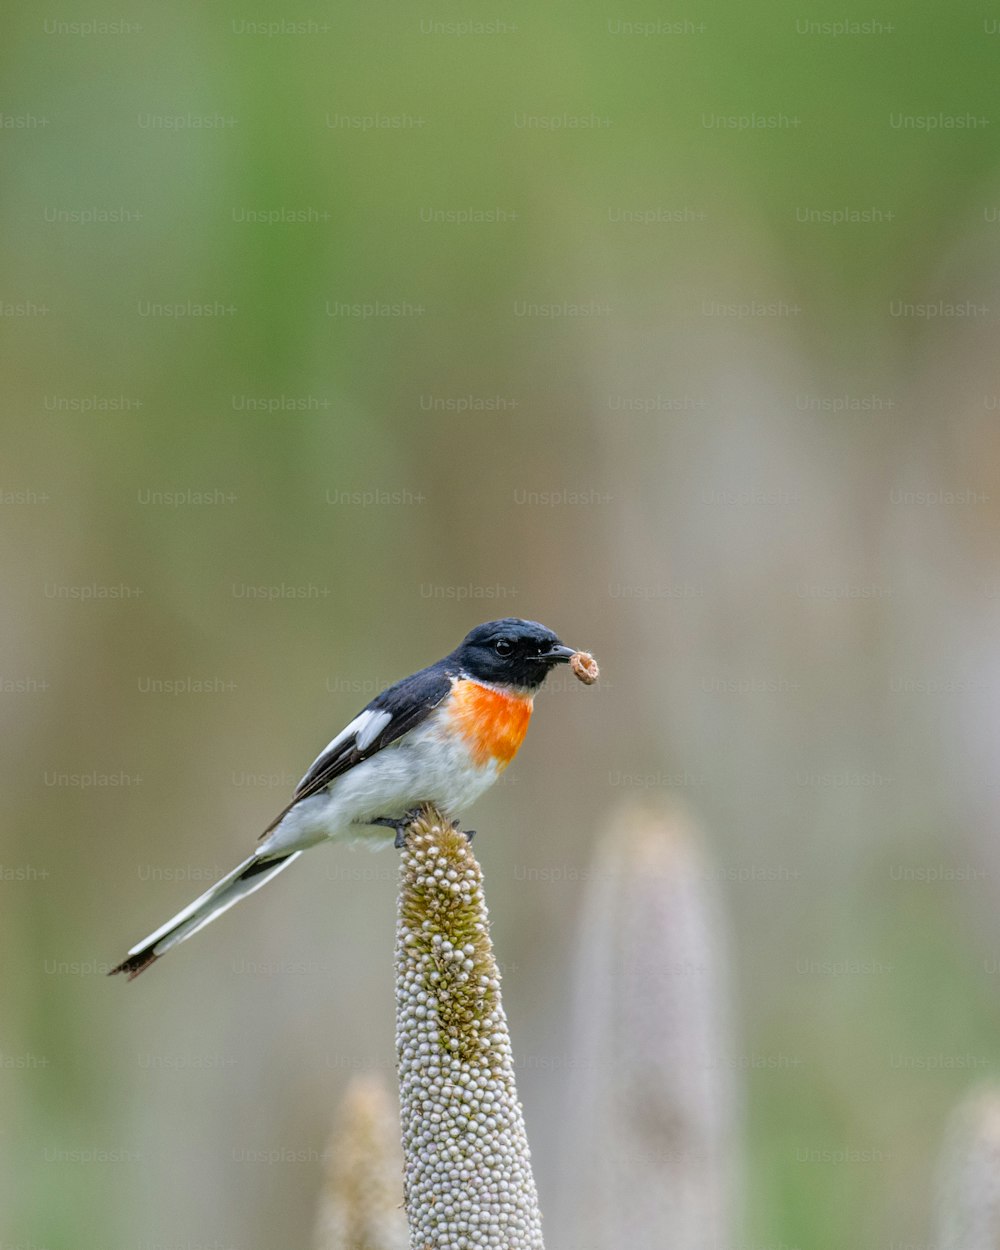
(557, 800, 738, 1250)
(314, 1073, 408, 1250)
(395, 805, 545, 1250)
(935, 1083, 1000, 1250)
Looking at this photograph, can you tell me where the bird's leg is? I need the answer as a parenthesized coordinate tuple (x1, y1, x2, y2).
(370, 807, 427, 849)
(369, 807, 475, 849)
(368, 816, 411, 849)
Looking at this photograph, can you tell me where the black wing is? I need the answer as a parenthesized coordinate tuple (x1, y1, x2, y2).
(259, 662, 454, 838)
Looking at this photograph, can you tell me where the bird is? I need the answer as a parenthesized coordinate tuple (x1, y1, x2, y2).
(109, 618, 583, 979)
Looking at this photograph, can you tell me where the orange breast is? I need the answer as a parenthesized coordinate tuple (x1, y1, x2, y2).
(449, 680, 534, 769)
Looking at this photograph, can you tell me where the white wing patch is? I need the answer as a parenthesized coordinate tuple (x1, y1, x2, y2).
(355, 708, 392, 751)
(297, 708, 393, 790)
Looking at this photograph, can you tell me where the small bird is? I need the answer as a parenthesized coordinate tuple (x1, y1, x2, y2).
(110, 618, 583, 979)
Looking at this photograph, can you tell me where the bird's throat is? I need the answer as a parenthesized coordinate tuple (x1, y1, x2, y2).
(449, 680, 534, 769)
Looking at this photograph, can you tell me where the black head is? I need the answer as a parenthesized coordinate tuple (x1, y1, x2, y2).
(453, 618, 577, 691)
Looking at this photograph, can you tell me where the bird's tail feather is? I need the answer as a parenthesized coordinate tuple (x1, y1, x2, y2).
(109, 850, 302, 980)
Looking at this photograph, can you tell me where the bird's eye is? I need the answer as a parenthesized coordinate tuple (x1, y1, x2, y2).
(494, 639, 513, 657)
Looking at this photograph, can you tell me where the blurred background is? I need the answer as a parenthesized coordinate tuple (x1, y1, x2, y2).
(4, 1, 1000, 1246)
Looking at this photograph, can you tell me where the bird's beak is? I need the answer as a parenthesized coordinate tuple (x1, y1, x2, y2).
(542, 643, 576, 663)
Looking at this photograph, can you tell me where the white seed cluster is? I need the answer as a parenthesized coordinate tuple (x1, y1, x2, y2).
(395, 811, 544, 1250)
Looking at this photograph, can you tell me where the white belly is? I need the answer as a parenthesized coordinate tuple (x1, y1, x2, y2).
(259, 719, 501, 854)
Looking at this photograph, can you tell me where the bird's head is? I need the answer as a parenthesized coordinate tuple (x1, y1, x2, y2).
(453, 618, 578, 692)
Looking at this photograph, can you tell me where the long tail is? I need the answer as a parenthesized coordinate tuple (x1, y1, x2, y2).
(108, 850, 302, 980)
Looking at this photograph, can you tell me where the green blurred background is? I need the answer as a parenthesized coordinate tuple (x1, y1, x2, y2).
(5, 1, 1000, 1246)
